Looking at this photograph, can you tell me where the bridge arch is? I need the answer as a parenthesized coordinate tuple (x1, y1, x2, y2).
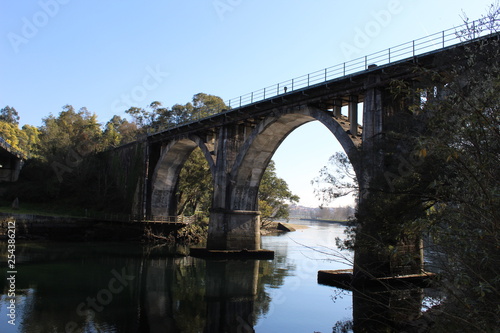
(149, 135, 215, 216)
(229, 105, 361, 212)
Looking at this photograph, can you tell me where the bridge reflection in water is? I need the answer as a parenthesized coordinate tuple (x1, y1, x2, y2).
(0, 224, 437, 332)
(204, 260, 258, 333)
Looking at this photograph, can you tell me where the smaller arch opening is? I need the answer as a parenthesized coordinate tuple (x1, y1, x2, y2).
(175, 147, 213, 218)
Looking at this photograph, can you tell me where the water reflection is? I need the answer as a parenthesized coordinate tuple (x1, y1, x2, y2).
(204, 260, 258, 333)
(351, 288, 424, 332)
(0, 242, 284, 333)
(0, 221, 431, 332)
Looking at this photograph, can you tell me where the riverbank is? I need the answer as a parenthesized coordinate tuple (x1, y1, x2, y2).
(0, 211, 304, 243)
(260, 221, 309, 235)
(0, 213, 191, 242)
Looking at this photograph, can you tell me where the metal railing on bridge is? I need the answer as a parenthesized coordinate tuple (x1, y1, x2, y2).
(147, 17, 498, 137)
(224, 18, 499, 109)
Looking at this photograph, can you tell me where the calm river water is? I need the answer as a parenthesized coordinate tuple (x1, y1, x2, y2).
(0, 220, 383, 332)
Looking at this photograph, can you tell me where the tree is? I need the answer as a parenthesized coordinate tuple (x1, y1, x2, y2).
(37, 105, 103, 165)
(124, 93, 227, 132)
(102, 115, 138, 148)
(0, 107, 38, 156)
(176, 148, 212, 216)
(410, 17, 500, 330)
(191, 93, 226, 119)
(125, 101, 172, 133)
(311, 151, 358, 206)
(20, 124, 40, 157)
(0, 106, 20, 125)
(349, 6, 500, 331)
(258, 160, 300, 221)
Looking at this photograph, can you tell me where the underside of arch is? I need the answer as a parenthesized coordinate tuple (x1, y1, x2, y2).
(230, 105, 360, 212)
(150, 136, 215, 217)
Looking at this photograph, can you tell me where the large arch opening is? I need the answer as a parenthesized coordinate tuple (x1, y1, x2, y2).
(229, 106, 361, 214)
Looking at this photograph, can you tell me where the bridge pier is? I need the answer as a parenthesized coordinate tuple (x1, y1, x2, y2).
(352, 73, 425, 283)
(332, 99, 342, 118)
(207, 209, 261, 250)
(348, 95, 359, 135)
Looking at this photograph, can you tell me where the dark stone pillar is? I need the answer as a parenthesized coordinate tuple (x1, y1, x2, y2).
(354, 74, 424, 281)
(333, 99, 342, 118)
(206, 124, 263, 252)
(207, 209, 261, 250)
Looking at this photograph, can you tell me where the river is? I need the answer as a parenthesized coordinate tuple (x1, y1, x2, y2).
(0, 219, 423, 332)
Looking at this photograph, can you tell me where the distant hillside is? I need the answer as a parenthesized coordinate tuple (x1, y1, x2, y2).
(288, 205, 355, 221)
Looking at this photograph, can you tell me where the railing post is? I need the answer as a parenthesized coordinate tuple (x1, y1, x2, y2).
(442, 30, 445, 48)
(277, 83, 279, 95)
(343, 62, 346, 76)
(251, 92, 253, 103)
(388, 48, 391, 63)
(264, 88, 266, 99)
(292, 78, 294, 91)
(307, 74, 310, 86)
(239, 96, 242, 107)
(365, 56, 367, 69)
(413, 40, 415, 57)
(325, 68, 327, 81)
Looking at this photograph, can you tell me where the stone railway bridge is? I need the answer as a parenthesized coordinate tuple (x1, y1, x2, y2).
(145, 77, 366, 251)
(117, 26, 497, 267)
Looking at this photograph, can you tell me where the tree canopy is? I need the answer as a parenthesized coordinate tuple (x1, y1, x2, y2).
(0, 106, 20, 125)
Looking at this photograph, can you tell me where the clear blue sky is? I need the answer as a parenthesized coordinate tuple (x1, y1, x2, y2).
(0, 0, 495, 207)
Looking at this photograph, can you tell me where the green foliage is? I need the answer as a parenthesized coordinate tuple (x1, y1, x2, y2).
(312, 151, 358, 205)
(38, 105, 103, 163)
(0, 120, 27, 152)
(0, 106, 20, 125)
(414, 34, 500, 331)
(125, 93, 227, 133)
(176, 148, 212, 216)
(0, 118, 39, 157)
(258, 160, 300, 221)
(102, 115, 138, 147)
